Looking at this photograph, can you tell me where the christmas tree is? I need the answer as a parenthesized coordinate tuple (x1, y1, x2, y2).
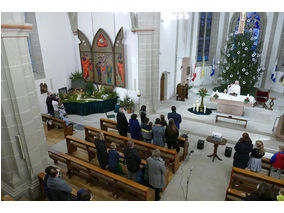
(219, 25, 264, 95)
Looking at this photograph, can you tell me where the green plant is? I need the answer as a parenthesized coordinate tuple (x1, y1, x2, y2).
(120, 95, 134, 110)
(213, 93, 219, 99)
(85, 81, 95, 95)
(70, 71, 83, 81)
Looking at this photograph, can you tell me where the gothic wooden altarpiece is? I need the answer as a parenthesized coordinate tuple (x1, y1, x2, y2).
(78, 27, 126, 88)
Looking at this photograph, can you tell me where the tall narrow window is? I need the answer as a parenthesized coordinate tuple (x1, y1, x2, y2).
(197, 12, 213, 62)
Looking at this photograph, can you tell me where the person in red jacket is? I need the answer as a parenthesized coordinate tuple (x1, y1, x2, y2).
(270, 145, 284, 179)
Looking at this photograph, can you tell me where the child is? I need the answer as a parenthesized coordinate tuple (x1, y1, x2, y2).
(62, 113, 72, 126)
(270, 145, 284, 179)
(108, 143, 122, 174)
(276, 188, 284, 201)
(58, 102, 66, 119)
(247, 140, 265, 172)
(141, 117, 152, 143)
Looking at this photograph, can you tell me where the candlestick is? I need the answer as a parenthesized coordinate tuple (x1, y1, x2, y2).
(204, 106, 206, 114)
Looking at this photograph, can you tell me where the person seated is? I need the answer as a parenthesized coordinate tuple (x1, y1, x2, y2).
(47, 167, 72, 201)
(245, 183, 273, 201)
(77, 189, 93, 201)
(62, 113, 72, 126)
(227, 80, 241, 96)
(270, 145, 284, 179)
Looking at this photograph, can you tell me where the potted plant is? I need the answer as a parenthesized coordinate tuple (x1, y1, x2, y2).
(120, 95, 134, 113)
(196, 88, 209, 113)
(84, 81, 95, 96)
(244, 97, 250, 104)
(70, 71, 85, 89)
(213, 93, 219, 99)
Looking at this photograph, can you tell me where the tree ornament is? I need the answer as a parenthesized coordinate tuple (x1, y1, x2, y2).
(237, 51, 240, 54)
(244, 47, 248, 51)
(243, 81, 246, 84)
(230, 74, 233, 78)
(245, 72, 248, 75)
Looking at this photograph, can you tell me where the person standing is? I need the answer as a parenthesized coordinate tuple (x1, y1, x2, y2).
(123, 140, 141, 182)
(270, 145, 284, 179)
(160, 114, 167, 127)
(116, 107, 128, 137)
(47, 167, 72, 201)
(129, 114, 141, 140)
(94, 132, 108, 169)
(141, 117, 153, 143)
(247, 140, 265, 172)
(165, 118, 180, 153)
(152, 118, 165, 147)
(146, 149, 166, 201)
(233, 133, 253, 169)
(140, 105, 147, 124)
(108, 143, 122, 174)
(167, 106, 182, 129)
(46, 92, 54, 116)
(52, 97, 59, 118)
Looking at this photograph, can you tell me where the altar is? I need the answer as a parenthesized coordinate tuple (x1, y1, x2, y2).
(210, 93, 255, 116)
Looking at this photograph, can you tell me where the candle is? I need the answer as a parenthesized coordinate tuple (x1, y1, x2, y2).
(196, 105, 199, 112)
(204, 106, 206, 114)
(247, 94, 249, 97)
(193, 104, 195, 111)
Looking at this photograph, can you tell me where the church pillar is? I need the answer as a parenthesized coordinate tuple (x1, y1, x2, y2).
(136, 12, 160, 113)
(1, 12, 49, 200)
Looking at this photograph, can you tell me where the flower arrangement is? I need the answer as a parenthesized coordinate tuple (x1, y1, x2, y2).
(244, 97, 250, 103)
(213, 93, 219, 99)
(197, 88, 209, 97)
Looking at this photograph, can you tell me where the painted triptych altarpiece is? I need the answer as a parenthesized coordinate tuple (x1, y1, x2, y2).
(78, 27, 126, 88)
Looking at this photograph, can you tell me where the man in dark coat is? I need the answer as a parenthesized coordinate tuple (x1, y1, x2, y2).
(233, 133, 253, 169)
(167, 106, 182, 129)
(47, 167, 72, 201)
(46, 92, 54, 116)
(123, 140, 141, 182)
(116, 107, 128, 137)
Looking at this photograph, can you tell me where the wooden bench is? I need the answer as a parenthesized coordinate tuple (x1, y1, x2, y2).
(85, 125, 180, 173)
(47, 147, 155, 201)
(212, 112, 249, 128)
(37, 172, 80, 200)
(65, 135, 147, 166)
(1, 194, 15, 201)
(100, 118, 189, 161)
(41, 113, 73, 138)
(225, 166, 284, 201)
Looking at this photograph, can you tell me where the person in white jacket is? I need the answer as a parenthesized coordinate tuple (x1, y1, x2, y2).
(227, 80, 241, 96)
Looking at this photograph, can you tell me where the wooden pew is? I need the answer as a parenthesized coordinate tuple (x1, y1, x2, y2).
(99, 118, 188, 161)
(65, 135, 170, 189)
(100, 118, 189, 161)
(47, 147, 155, 201)
(225, 166, 284, 201)
(37, 172, 79, 200)
(1, 194, 15, 201)
(85, 125, 180, 173)
(41, 113, 73, 138)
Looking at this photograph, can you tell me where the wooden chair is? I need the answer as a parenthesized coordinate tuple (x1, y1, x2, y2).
(254, 90, 269, 109)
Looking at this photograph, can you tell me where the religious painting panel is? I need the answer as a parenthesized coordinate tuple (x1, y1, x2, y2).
(114, 27, 126, 88)
(92, 28, 114, 85)
(78, 30, 94, 82)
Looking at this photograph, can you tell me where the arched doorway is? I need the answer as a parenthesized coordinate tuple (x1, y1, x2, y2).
(160, 73, 165, 101)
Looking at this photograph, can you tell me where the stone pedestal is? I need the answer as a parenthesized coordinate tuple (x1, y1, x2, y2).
(1, 12, 49, 200)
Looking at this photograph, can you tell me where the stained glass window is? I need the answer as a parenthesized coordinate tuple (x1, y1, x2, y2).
(197, 12, 213, 62)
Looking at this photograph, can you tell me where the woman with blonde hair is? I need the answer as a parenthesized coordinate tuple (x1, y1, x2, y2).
(247, 140, 265, 172)
(94, 132, 108, 169)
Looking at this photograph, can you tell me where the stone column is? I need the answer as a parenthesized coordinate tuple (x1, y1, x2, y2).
(136, 12, 160, 113)
(1, 12, 49, 200)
